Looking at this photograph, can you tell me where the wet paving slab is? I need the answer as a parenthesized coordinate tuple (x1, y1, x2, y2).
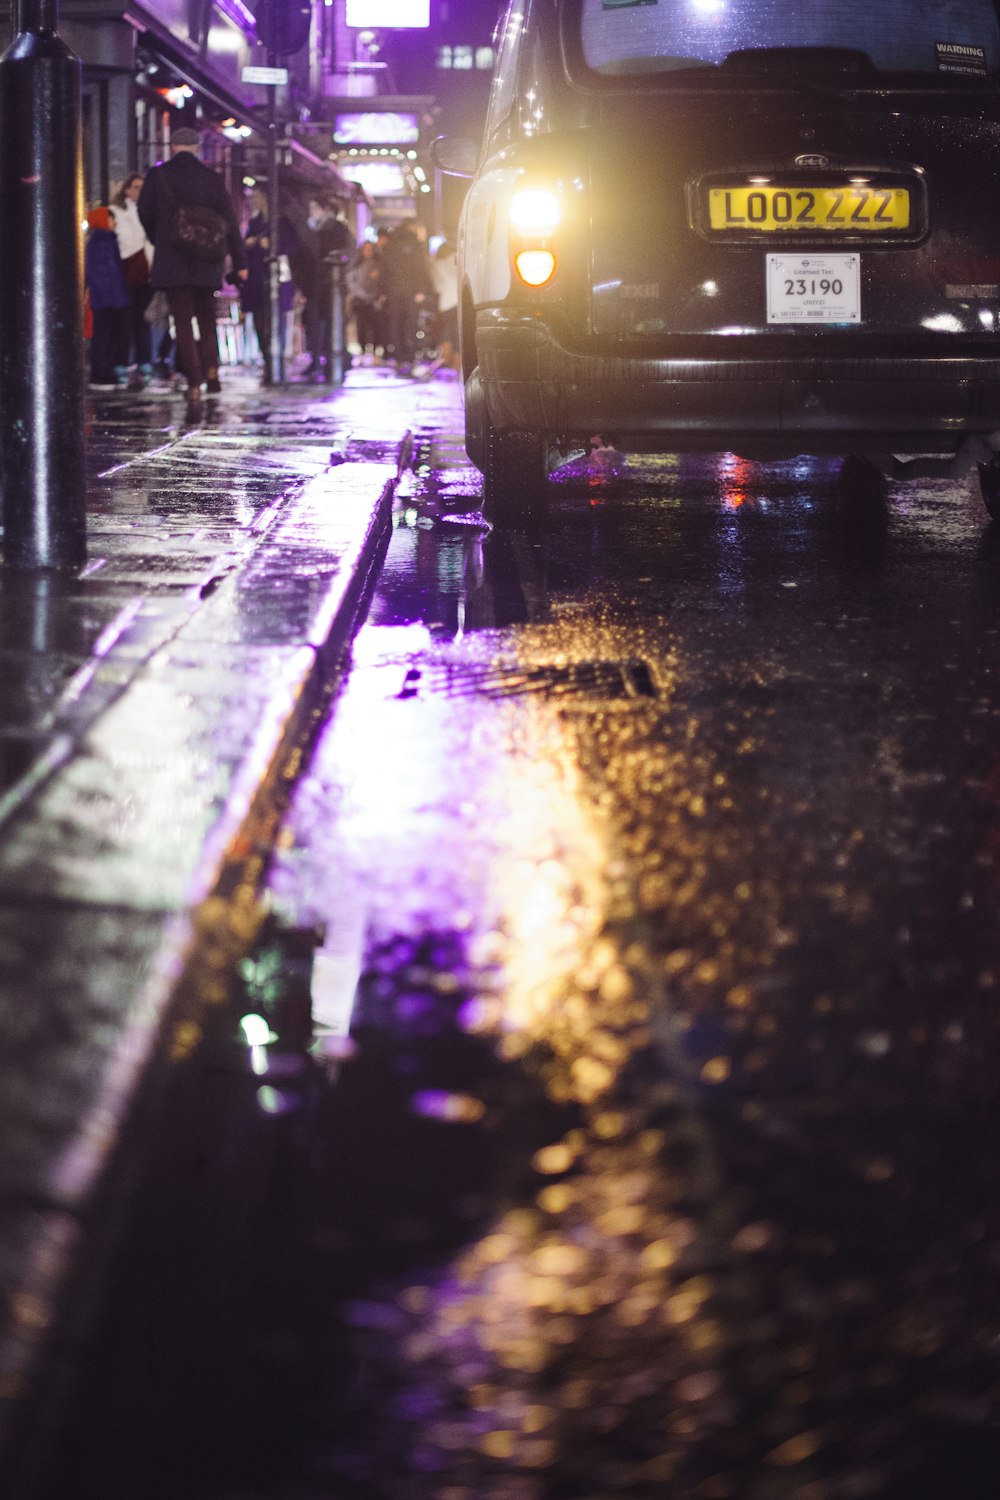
(0, 367, 459, 1484)
(41, 405, 1000, 1499)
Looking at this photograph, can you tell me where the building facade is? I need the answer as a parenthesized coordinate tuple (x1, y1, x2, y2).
(0, 0, 498, 229)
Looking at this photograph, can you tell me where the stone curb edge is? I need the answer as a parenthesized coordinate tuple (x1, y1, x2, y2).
(0, 455, 403, 1495)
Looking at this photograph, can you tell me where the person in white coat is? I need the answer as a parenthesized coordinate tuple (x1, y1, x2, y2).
(111, 173, 155, 383)
(429, 239, 459, 373)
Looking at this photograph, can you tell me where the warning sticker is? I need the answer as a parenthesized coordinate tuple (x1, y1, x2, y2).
(935, 41, 988, 76)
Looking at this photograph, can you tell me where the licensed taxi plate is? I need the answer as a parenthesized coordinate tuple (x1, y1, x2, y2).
(767, 253, 860, 324)
(708, 183, 910, 233)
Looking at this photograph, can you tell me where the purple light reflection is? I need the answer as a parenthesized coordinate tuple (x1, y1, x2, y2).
(216, 0, 257, 33)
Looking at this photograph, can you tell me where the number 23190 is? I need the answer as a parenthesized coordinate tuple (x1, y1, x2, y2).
(784, 276, 843, 297)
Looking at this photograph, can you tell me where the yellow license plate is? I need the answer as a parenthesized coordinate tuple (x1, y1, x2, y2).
(708, 184, 911, 232)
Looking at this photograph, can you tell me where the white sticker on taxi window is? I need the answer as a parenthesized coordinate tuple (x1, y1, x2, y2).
(767, 253, 860, 324)
(935, 41, 987, 76)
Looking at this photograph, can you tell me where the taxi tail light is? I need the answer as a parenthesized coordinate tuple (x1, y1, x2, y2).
(511, 187, 560, 288)
(515, 249, 556, 287)
(510, 188, 561, 235)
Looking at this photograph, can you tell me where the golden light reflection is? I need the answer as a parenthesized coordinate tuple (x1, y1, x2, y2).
(356, 639, 759, 1489)
(719, 451, 755, 510)
(323, 607, 807, 1489)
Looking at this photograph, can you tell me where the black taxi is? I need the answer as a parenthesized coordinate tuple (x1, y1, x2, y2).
(433, 0, 1000, 521)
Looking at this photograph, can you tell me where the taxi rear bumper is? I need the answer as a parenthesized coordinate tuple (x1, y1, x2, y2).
(474, 307, 1000, 455)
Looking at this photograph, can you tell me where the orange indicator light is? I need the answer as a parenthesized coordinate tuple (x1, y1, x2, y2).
(515, 248, 556, 287)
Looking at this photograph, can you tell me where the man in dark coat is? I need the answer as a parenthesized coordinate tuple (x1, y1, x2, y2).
(300, 196, 354, 377)
(137, 125, 247, 407)
(380, 221, 434, 374)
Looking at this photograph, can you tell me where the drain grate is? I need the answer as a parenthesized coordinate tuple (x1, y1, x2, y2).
(396, 658, 659, 703)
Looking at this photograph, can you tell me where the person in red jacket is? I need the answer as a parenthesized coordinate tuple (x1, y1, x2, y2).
(84, 207, 130, 390)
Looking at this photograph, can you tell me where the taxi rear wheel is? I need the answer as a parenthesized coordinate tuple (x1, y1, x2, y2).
(837, 454, 888, 504)
(482, 419, 549, 525)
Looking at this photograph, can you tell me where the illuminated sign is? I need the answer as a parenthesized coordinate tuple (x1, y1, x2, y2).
(340, 161, 408, 196)
(333, 111, 420, 146)
(345, 0, 430, 28)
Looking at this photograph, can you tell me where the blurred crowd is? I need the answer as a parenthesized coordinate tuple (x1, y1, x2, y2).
(84, 166, 460, 398)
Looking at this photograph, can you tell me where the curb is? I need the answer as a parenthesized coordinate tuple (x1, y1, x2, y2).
(0, 449, 403, 1494)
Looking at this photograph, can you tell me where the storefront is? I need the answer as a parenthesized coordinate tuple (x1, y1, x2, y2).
(323, 96, 433, 232)
(0, 2, 350, 208)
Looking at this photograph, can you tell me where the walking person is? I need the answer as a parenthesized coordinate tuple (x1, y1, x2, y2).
(346, 239, 382, 363)
(84, 207, 130, 391)
(241, 187, 299, 385)
(111, 173, 154, 385)
(380, 220, 434, 375)
(428, 239, 460, 374)
(300, 196, 354, 379)
(137, 125, 247, 414)
(242, 187, 275, 383)
(145, 289, 174, 380)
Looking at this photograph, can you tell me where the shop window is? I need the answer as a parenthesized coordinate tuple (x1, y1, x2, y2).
(438, 43, 495, 71)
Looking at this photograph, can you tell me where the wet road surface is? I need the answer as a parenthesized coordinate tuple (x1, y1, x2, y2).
(48, 437, 1000, 1498)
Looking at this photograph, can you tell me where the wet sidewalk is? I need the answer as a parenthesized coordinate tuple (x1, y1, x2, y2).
(0, 365, 466, 1492)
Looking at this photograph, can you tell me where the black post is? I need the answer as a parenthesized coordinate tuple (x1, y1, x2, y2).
(324, 254, 348, 386)
(0, 0, 86, 570)
(266, 58, 283, 386)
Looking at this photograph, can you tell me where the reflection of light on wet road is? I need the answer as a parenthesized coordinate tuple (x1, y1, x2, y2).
(266, 410, 1000, 1496)
(479, 708, 611, 1041)
(315, 618, 614, 995)
(284, 595, 806, 1494)
(719, 452, 753, 511)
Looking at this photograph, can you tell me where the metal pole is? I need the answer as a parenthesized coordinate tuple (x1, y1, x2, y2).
(329, 255, 347, 386)
(0, 0, 86, 570)
(266, 61, 283, 386)
(321, 256, 333, 383)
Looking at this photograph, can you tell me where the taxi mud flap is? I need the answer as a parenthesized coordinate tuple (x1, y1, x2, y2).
(464, 367, 486, 471)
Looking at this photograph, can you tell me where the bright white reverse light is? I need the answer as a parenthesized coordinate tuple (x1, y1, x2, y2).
(510, 188, 560, 236)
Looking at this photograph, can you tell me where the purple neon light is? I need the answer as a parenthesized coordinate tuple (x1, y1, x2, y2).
(216, 0, 257, 33)
(334, 111, 420, 145)
(346, 0, 430, 28)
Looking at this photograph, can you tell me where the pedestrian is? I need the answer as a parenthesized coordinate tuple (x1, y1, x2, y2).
(84, 206, 130, 391)
(429, 239, 460, 374)
(241, 187, 299, 384)
(137, 124, 247, 413)
(144, 289, 174, 380)
(111, 173, 154, 385)
(380, 220, 434, 375)
(300, 196, 354, 378)
(346, 239, 382, 363)
(242, 187, 275, 382)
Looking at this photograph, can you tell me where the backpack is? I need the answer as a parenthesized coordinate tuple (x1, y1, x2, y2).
(170, 203, 229, 262)
(160, 169, 229, 263)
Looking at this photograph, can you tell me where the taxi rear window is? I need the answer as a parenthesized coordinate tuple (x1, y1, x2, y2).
(578, 0, 1000, 81)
